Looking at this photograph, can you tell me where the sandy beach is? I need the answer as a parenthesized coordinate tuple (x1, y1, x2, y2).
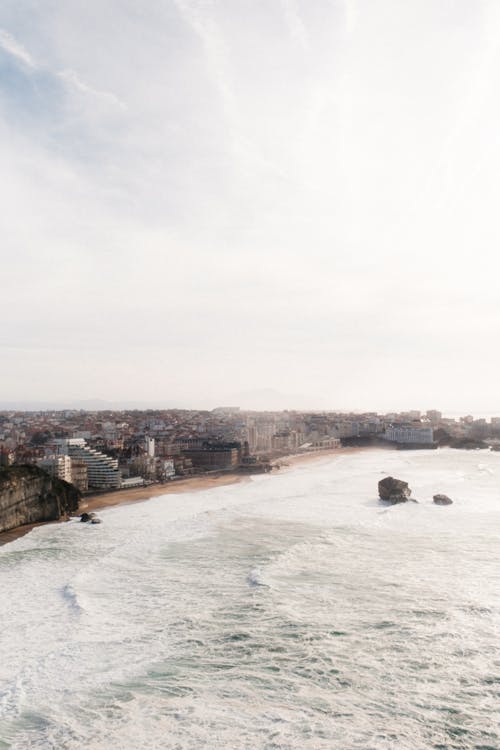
(0, 446, 369, 547)
(275, 445, 367, 469)
(82, 471, 249, 511)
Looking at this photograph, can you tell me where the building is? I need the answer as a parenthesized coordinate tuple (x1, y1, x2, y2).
(160, 458, 175, 479)
(70, 459, 88, 493)
(183, 441, 241, 470)
(332, 421, 360, 439)
(55, 439, 121, 490)
(271, 431, 295, 452)
(121, 476, 145, 489)
(36, 453, 88, 491)
(173, 456, 194, 475)
(426, 410, 442, 424)
(37, 455, 73, 483)
(299, 437, 341, 451)
(145, 436, 155, 457)
(384, 425, 434, 445)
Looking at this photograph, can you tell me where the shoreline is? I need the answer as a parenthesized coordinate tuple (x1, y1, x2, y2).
(0, 446, 371, 547)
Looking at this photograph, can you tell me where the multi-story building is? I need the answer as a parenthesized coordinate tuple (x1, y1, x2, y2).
(55, 439, 121, 490)
(70, 459, 88, 492)
(384, 425, 434, 445)
(37, 455, 73, 483)
(145, 436, 155, 457)
(183, 442, 241, 470)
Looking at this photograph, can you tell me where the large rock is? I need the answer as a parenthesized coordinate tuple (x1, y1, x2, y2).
(0, 465, 81, 533)
(433, 494, 453, 505)
(378, 476, 412, 504)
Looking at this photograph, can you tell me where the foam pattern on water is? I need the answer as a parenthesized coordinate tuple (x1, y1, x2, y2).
(0, 449, 499, 749)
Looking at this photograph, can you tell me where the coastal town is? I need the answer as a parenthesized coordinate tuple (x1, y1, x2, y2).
(0, 407, 498, 495)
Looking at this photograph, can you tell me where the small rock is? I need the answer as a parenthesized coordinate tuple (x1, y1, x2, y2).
(80, 512, 96, 522)
(90, 518, 102, 524)
(433, 494, 453, 505)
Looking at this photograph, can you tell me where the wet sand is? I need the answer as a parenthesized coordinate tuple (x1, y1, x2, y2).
(0, 446, 372, 547)
(273, 445, 367, 469)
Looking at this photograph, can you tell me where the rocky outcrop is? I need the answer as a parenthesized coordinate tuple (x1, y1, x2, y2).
(378, 476, 413, 504)
(0, 465, 80, 533)
(433, 429, 488, 450)
(433, 494, 453, 505)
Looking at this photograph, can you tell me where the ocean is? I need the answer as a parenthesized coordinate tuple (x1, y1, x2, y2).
(0, 448, 499, 749)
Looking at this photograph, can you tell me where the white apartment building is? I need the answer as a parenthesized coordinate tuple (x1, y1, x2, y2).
(145, 436, 155, 457)
(37, 455, 73, 483)
(384, 425, 434, 445)
(55, 438, 121, 490)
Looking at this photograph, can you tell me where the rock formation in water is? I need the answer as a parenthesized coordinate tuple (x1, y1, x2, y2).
(378, 476, 413, 504)
(433, 494, 453, 505)
(0, 465, 81, 533)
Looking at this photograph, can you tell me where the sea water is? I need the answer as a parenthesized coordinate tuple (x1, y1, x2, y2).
(0, 448, 499, 749)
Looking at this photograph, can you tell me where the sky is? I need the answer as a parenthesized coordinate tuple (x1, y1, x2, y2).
(1, 0, 500, 412)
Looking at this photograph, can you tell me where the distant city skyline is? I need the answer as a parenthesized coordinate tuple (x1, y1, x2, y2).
(2, 2, 500, 411)
(1, 395, 500, 421)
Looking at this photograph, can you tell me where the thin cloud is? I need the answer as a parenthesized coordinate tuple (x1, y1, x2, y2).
(0, 28, 36, 68)
(57, 68, 127, 111)
(173, 0, 236, 112)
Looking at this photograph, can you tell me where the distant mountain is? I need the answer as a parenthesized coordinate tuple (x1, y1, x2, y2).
(0, 391, 337, 413)
(230, 388, 333, 412)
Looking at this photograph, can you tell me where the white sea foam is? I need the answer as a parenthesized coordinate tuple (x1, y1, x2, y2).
(246, 567, 267, 587)
(0, 448, 499, 748)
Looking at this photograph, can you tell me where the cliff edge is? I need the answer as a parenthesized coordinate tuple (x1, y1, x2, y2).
(0, 465, 81, 534)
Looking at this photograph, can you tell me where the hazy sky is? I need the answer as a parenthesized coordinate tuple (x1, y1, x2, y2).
(1, 1, 499, 411)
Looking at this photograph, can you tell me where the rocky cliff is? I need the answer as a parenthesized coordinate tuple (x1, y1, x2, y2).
(0, 465, 81, 533)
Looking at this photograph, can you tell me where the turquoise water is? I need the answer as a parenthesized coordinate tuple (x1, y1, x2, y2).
(0, 449, 499, 749)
